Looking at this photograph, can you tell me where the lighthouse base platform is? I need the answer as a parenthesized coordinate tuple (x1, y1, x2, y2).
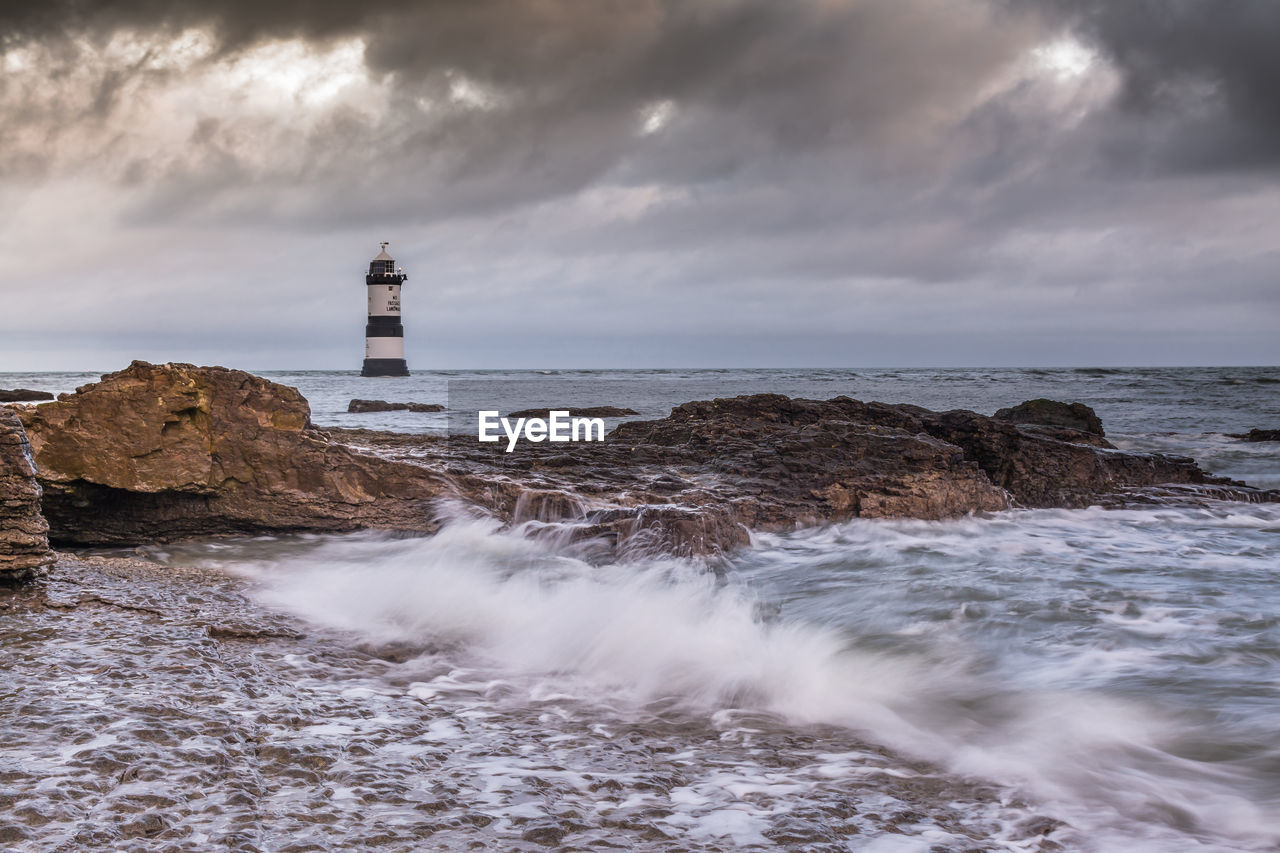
(361, 358, 410, 377)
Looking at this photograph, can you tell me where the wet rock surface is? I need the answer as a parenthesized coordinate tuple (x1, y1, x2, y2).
(348, 399, 445, 413)
(0, 408, 55, 581)
(910, 405, 1225, 508)
(0, 388, 55, 402)
(0, 554, 1073, 852)
(18, 362, 448, 546)
(332, 393, 1263, 557)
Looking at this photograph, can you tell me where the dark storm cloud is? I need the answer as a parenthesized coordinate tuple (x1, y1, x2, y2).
(0, 0, 1047, 218)
(5, 0, 1279, 203)
(1035, 0, 1280, 171)
(0, 0, 390, 50)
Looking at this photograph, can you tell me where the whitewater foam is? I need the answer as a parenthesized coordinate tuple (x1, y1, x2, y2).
(221, 504, 1280, 849)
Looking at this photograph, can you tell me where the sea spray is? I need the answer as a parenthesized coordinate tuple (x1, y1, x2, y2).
(219, 504, 1280, 849)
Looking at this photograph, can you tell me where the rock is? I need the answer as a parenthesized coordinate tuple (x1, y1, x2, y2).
(505, 406, 639, 419)
(332, 393, 1266, 558)
(578, 504, 751, 560)
(607, 395, 1012, 526)
(347, 399, 444, 413)
(913, 407, 1213, 508)
(331, 394, 1014, 558)
(994, 399, 1106, 437)
(0, 388, 54, 403)
(18, 362, 448, 545)
(521, 821, 570, 845)
(0, 408, 55, 582)
(19, 364, 1266, 559)
(1229, 429, 1280, 442)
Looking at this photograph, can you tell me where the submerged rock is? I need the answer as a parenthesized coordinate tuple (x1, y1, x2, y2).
(0, 408, 55, 582)
(18, 362, 447, 545)
(0, 388, 54, 403)
(348, 399, 444, 413)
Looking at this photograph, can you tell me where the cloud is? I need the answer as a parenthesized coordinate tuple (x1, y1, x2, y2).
(1033, 0, 1280, 171)
(0, 0, 1277, 369)
(0, 1, 1051, 218)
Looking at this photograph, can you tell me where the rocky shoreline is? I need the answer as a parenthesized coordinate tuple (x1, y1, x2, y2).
(2, 360, 1276, 571)
(3, 361, 1278, 851)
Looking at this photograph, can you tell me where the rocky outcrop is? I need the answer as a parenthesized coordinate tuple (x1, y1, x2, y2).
(605, 395, 1235, 514)
(913, 406, 1211, 508)
(18, 362, 448, 545)
(335, 393, 1265, 557)
(0, 409, 54, 582)
(994, 398, 1105, 435)
(469, 394, 1012, 555)
(347, 399, 444, 413)
(606, 395, 1010, 525)
(506, 406, 639, 419)
(18, 363, 1268, 559)
(0, 389, 54, 403)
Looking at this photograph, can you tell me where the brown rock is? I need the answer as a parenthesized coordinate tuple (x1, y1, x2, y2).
(994, 398, 1106, 437)
(18, 362, 448, 545)
(0, 388, 55, 403)
(607, 395, 1011, 525)
(347, 399, 444, 413)
(915, 407, 1217, 508)
(334, 395, 1011, 558)
(0, 408, 55, 582)
(333, 392, 1269, 558)
(18, 364, 1268, 560)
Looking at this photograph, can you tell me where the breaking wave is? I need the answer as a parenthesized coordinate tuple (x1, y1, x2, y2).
(225, 502, 1280, 850)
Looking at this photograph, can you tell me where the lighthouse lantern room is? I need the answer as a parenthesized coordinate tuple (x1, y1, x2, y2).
(361, 242, 409, 377)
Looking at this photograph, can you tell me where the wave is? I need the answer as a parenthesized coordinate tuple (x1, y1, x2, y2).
(227, 507, 1280, 850)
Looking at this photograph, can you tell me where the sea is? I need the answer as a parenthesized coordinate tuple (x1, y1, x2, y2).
(2, 366, 1278, 851)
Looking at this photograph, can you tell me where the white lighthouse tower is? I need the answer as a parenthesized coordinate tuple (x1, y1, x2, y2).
(361, 242, 409, 377)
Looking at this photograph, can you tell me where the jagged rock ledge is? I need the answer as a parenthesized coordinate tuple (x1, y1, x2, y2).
(13, 362, 1276, 562)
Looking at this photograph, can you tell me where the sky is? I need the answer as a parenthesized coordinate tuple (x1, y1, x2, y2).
(1, 0, 1277, 371)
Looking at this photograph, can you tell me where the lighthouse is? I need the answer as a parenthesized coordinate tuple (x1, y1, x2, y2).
(361, 242, 410, 377)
